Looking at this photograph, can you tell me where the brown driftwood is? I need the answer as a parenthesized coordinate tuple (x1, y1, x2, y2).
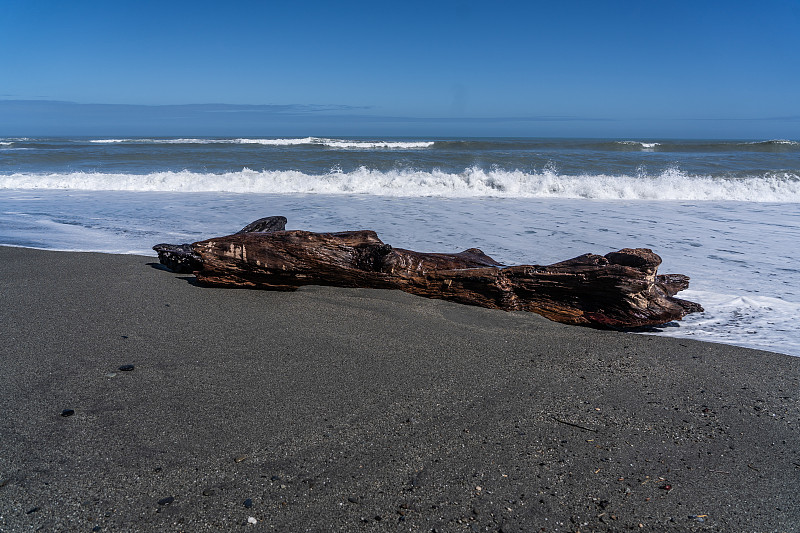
(153, 216, 287, 273)
(154, 217, 702, 329)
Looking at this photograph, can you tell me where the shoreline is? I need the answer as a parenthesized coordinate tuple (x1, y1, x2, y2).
(1, 247, 798, 531)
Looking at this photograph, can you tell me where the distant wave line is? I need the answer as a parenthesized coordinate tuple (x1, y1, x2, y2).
(9, 137, 798, 153)
(86, 137, 435, 149)
(742, 139, 798, 146)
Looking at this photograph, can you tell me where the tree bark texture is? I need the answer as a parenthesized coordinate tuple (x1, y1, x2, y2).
(164, 222, 703, 329)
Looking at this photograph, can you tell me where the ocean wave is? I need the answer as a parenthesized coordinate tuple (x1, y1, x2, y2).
(85, 137, 434, 149)
(233, 137, 435, 149)
(2, 167, 799, 201)
(0, 142, 13, 146)
(232, 137, 318, 145)
(617, 141, 661, 149)
(743, 139, 798, 145)
(89, 138, 239, 144)
(594, 139, 800, 153)
(321, 139, 435, 149)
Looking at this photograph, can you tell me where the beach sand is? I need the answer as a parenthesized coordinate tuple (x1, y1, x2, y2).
(1, 246, 798, 532)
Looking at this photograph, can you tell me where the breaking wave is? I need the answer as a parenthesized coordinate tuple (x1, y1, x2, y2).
(86, 137, 434, 149)
(617, 141, 661, 149)
(743, 139, 798, 146)
(2, 167, 799, 201)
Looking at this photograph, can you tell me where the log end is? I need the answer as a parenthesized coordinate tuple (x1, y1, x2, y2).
(153, 243, 203, 274)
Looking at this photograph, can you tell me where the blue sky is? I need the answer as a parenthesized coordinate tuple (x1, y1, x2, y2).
(1, 0, 798, 138)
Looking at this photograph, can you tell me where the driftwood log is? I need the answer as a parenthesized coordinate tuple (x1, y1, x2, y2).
(154, 216, 702, 329)
(153, 216, 287, 273)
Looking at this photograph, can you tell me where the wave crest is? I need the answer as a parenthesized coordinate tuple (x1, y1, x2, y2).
(86, 137, 434, 149)
(617, 141, 661, 149)
(744, 139, 798, 146)
(1, 167, 798, 201)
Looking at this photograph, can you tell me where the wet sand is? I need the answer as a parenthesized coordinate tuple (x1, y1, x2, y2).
(1, 246, 798, 532)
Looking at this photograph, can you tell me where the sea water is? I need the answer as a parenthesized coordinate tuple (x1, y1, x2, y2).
(1, 137, 798, 356)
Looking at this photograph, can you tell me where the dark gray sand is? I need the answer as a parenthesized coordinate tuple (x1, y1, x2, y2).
(1, 246, 798, 532)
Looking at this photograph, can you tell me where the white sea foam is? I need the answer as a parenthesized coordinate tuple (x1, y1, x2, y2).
(233, 137, 318, 145)
(743, 139, 799, 146)
(2, 167, 799, 201)
(657, 290, 800, 356)
(319, 139, 435, 149)
(86, 137, 434, 149)
(618, 141, 661, 149)
(90, 138, 222, 144)
(0, 141, 13, 146)
(231, 137, 435, 148)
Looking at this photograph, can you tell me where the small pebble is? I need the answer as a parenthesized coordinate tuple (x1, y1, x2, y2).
(26, 507, 40, 514)
(61, 409, 75, 417)
(247, 517, 257, 525)
(234, 455, 247, 463)
(347, 497, 360, 504)
(202, 488, 215, 497)
(92, 527, 102, 532)
(157, 496, 174, 506)
(118, 364, 135, 372)
(244, 498, 253, 508)
(104, 372, 117, 378)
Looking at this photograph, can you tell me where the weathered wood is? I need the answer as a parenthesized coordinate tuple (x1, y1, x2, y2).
(152, 243, 202, 274)
(153, 216, 287, 273)
(183, 222, 703, 329)
(236, 216, 287, 234)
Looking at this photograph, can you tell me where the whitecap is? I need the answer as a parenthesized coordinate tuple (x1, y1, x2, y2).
(1, 167, 798, 202)
(656, 290, 800, 356)
(743, 139, 798, 146)
(618, 140, 661, 149)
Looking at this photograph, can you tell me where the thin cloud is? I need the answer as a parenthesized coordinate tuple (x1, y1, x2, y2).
(0, 100, 606, 121)
(343, 115, 613, 123)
